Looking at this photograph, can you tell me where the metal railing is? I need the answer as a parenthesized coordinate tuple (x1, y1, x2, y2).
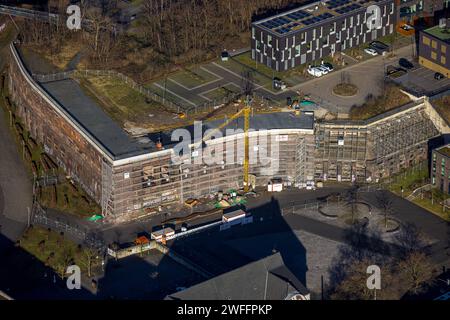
(32, 69, 250, 116)
(31, 203, 105, 251)
(0, 5, 58, 22)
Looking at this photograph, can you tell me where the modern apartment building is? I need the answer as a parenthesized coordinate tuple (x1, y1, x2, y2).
(419, 22, 450, 77)
(251, 0, 396, 71)
(431, 144, 450, 194)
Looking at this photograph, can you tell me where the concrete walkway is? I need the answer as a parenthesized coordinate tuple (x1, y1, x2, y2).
(0, 102, 32, 241)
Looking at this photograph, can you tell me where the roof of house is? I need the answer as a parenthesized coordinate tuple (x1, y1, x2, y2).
(253, 0, 391, 37)
(41, 79, 155, 160)
(165, 252, 309, 300)
(423, 25, 450, 44)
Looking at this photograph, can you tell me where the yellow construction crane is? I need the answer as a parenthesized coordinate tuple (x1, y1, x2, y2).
(193, 104, 251, 193)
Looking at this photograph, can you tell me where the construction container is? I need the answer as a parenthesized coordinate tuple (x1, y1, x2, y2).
(222, 209, 246, 223)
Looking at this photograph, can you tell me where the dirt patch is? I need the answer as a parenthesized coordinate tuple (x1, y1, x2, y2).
(349, 84, 411, 120)
(332, 83, 358, 97)
(432, 96, 450, 124)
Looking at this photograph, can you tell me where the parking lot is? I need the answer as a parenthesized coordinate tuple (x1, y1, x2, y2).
(392, 64, 450, 96)
(145, 40, 437, 116)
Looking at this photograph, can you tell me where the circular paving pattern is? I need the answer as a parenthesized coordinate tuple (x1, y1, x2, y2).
(332, 83, 359, 97)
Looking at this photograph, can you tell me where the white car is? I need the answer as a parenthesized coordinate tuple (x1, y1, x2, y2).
(317, 66, 329, 75)
(364, 48, 378, 56)
(307, 67, 324, 77)
(321, 62, 334, 72)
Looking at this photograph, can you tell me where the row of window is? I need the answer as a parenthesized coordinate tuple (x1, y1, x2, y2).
(255, 25, 393, 64)
(252, 3, 394, 50)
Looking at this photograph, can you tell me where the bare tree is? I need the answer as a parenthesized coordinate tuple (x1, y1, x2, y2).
(331, 258, 398, 300)
(376, 190, 394, 229)
(346, 184, 360, 224)
(83, 247, 98, 278)
(240, 70, 254, 99)
(84, 6, 115, 64)
(55, 246, 73, 279)
(397, 252, 433, 295)
(395, 222, 426, 258)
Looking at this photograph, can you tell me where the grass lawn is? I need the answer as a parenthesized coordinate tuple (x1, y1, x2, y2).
(384, 163, 450, 221)
(51, 42, 83, 70)
(232, 52, 310, 87)
(20, 226, 102, 278)
(38, 181, 101, 218)
(413, 196, 450, 222)
(79, 75, 171, 124)
(386, 163, 429, 197)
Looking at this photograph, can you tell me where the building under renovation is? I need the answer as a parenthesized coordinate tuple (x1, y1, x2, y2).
(6, 43, 450, 222)
(314, 101, 447, 182)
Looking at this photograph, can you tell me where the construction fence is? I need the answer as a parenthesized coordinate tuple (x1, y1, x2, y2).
(31, 69, 258, 116)
(31, 202, 105, 251)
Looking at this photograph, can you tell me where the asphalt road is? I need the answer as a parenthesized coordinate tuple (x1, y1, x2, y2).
(0, 102, 32, 241)
(295, 44, 417, 114)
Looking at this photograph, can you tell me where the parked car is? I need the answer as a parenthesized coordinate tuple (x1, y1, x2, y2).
(369, 41, 389, 55)
(273, 78, 286, 90)
(400, 24, 414, 31)
(321, 62, 334, 72)
(435, 72, 445, 80)
(317, 66, 329, 75)
(370, 41, 389, 50)
(221, 51, 229, 61)
(364, 48, 378, 56)
(386, 65, 406, 77)
(399, 58, 414, 69)
(307, 66, 324, 77)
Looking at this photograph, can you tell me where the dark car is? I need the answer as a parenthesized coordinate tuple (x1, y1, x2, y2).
(399, 58, 414, 69)
(369, 41, 390, 55)
(386, 65, 406, 75)
(370, 41, 389, 50)
(435, 72, 445, 80)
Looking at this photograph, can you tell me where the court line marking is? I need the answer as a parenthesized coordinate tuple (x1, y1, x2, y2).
(153, 83, 198, 107)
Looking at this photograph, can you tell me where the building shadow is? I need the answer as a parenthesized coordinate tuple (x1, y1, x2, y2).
(163, 197, 308, 294)
(94, 197, 309, 299)
(0, 232, 96, 300)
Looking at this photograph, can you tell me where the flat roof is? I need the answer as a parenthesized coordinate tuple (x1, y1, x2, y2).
(151, 227, 175, 237)
(424, 25, 450, 44)
(436, 145, 450, 158)
(152, 111, 315, 149)
(253, 0, 389, 37)
(41, 79, 154, 160)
